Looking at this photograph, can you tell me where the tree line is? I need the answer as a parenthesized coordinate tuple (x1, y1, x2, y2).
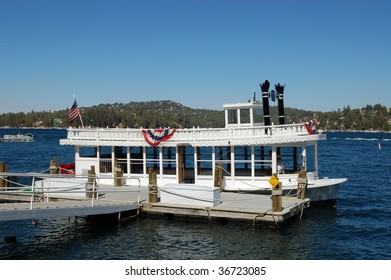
(0, 100, 390, 131)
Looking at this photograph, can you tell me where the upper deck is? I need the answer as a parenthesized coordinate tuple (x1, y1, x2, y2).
(60, 123, 325, 147)
(60, 100, 325, 147)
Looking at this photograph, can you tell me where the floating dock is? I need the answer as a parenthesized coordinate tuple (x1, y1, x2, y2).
(0, 170, 309, 226)
(142, 192, 309, 224)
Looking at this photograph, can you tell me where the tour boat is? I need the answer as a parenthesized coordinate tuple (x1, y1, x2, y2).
(59, 84, 347, 206)
(0, 133, 34, 143)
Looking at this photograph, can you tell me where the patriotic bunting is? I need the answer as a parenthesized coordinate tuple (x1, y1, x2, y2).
(305, 120, 318, 135)
(142, 128, 176, 146)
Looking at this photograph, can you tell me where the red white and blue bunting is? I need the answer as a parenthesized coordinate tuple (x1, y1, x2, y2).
(304, 120, 318, 135)
(142, 128, 176, 146)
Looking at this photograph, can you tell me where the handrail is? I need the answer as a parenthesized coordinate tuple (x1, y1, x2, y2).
(0, 172, 143, 210)
(62, 123, 313, 144)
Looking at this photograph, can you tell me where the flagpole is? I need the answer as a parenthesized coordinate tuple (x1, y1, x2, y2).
(73, 94, 84, 128)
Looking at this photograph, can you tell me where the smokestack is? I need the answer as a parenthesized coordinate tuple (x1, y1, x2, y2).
(275, 83, 285, 125)
(260, 80, 271, 126)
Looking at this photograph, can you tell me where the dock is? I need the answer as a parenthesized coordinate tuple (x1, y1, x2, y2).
(0, 171, 143, 223)
(142, 192, 309, 224)
(0, 200, 139, 222)
(0, 171, 309, 226)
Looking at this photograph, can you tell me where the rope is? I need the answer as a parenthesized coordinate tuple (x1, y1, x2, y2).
(0, 176, 33, 190)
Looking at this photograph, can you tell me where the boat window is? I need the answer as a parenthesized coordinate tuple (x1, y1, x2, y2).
(97, 147, 112, 173)
(240, 109, 250, 124)
(99, 146, 112, 158)
(254, 146, 272, 175)
(304, 145, 315, 173)
(197, 147, 212, 175)
(146, 146, 160, 174)
(253, 108, 263, 124)
(215, 146, 231, 175)
(227, 109, 237, 124)
(130, 147, 143, 174)
(234, 146, 252, 176)
(79, 147, 97, 158)
(162, 147, 176, 174)
(114, 146, 127, 159)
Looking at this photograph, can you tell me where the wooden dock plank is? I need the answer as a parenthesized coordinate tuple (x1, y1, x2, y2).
(142, 192, 309, 223)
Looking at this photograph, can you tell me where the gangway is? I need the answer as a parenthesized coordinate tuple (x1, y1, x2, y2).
(0, 172, 144, 222)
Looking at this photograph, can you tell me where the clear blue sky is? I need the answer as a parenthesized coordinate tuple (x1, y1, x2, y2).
(1, 0, 390, 114)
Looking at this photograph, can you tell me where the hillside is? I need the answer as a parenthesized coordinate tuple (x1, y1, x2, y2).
(0, 100, 390, 131)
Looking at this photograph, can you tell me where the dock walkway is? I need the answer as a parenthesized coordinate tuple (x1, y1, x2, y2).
(0, 171, 308, 225)
(0, 199, 140, 222)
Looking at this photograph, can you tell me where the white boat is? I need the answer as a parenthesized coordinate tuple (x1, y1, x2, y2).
(0, 133, 34, 142)
(59, 84, 347, 206)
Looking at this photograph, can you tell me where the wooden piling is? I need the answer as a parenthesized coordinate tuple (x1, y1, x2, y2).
(297, 166, 308, 199)
(0, 161, 6, 191)
(114, 158, 123, 187)
(87, 165, 96, 198)
(214, 163, 224, 192)
(272, 182, 283, 212)
(148, 168, 158, 203)
(49, 157, 58, 175)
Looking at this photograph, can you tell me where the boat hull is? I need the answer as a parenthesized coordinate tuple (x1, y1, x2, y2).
(224, 178, 347, 207)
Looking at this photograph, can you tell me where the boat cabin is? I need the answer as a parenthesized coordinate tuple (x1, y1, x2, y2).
(60, 99, 323, 190)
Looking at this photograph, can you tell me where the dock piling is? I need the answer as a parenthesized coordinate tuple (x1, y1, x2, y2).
(114, 158, 123, 187)
(297, 166, 308, 199)
(272, 182, 283, 212)
(148, 168, 158, 203)
(0, 161, 6, 191)
(87, 165, 96, 198)
(214, 163, 224, 192)
(49, 157, 58, 175)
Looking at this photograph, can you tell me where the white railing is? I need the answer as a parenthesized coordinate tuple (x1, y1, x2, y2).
(64, 123, 311, 145)
(0, 172, 142, 210)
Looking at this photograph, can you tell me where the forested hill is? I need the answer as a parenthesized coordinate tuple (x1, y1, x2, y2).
(0, 100, 390, 131)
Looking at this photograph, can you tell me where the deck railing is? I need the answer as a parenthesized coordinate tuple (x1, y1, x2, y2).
(64, 123, 311, 145)
(0, 172, 142, 210)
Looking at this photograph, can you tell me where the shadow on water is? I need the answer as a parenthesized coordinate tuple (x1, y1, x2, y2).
(0, 214, 136, 260)
(0, 210, 337, 260)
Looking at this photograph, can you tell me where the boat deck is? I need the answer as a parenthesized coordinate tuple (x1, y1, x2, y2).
(142, 192, 309, 224)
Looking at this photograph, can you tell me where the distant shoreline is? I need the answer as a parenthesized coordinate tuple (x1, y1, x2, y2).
(1, 126, 391, 133)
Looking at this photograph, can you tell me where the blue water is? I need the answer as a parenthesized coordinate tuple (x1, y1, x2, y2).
(0, 129, 390, 260)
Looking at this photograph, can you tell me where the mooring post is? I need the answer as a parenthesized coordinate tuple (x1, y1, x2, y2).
(269, 173, 282, 212)
(49, 157, 58, 175)
(214, 163, 224, 192)
(0, 161, 5, 191)
(297, 166, 308, 199)
(114, 158, 123, 187)
(148, 168, 158, 203)
(87, 165, 96, 199)
(272, 182, 283, 212)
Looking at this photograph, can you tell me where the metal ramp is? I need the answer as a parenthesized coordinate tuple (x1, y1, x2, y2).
(0, 200, 140, 222)
(0, 172, 143, 222)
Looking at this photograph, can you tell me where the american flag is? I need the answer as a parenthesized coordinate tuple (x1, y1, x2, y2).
(68, 99, 80, 122)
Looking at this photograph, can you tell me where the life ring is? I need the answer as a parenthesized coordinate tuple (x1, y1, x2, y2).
(305, 120, 318, 135)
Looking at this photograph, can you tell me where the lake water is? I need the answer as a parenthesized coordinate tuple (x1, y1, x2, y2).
(0, 129, 390, 260)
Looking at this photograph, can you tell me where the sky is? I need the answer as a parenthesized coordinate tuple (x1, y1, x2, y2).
(0, 0, 390, 114)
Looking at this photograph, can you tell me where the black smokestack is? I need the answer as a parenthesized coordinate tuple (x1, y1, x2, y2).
(275, 83, 285, 125)
(260, 80, 270, 126)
